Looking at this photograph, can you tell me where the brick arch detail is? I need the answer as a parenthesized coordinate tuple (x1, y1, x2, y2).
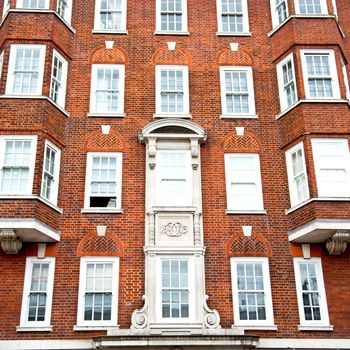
(152, 47, 191, 65)
(85, 129, 125, 152)
(222, 131, 261, 153)
(217, 48, 253, 66)
(90, 46, 128, 64)
(226, 232, 272, 257)
(77, 232, 125, 257)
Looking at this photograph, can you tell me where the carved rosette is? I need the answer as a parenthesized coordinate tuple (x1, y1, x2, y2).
(326, 231, 350, 255)
(0, 230, 22, 254)
(203, 295, 221, 329)
(161, 223, 188, 237)
(131, 295, 148, 329)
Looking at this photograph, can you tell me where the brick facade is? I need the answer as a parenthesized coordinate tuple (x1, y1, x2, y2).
(0, 0, 349, 348)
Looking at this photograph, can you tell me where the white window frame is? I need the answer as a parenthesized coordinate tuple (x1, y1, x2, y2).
(285, 141, 310, 207)
(155, 0, 188, 33)
(294, 0, 328, 14)
(5, 44, 46, 96)
(341, 58, 350, 101)
(2, 0, 10, 18)
(57, 0, 73, 24)
(219, 66, 256, 118)
(0, 135, 37, 195)
(94, 0, 127, 31)
(216, 0, 250, 34)
(0, 51, 3, 81)
(155, 255, 196, 324)
(311, 138, 350, 198)
(301, 49, 340, 100)
(76, 257, 119, 327)
(230, 257, 275, 328)
(276, 53, 298, 111)
(293, 258, 331, 328)
(270, 0, 289, 28)
(16, 0, 50, 9)
(155, 65, 190, 117)
(224, 153, 264, 211)
(331, 0, 337, 16)
(49, 49, 68, 109)
(40, 140, 61, 206)
(89, 64, 125, 115)
(155, 149, 192, 206)
(19, 257, 55, 329)
(84, 152, 123, 209)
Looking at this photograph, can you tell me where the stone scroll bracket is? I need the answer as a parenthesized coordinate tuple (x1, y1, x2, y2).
(131, 295, 149, 330)
(147, 137, 157, 169)
(203, 295, 221, 329)
(0, 229, 22, 254)
(326, 231, 350, 255)
(191, 138, 200, 170)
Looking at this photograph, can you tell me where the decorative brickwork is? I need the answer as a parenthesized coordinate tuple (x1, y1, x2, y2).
(85, 129, 124, 152)
(152, 48, 191, 65)
(222, 131, 261, 153)
(77, 232, 124, 257)
(227, 232, 272, 257)
(217, 48, 253, 66)
(91, 46, 127, 64)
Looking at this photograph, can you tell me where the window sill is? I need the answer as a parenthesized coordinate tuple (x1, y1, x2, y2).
(87, 112, 126, 118)
(226, 209, 267, 215)
(0, 95, 70, 117)
(276, 99, 349, 120)
(0, 195, 63, 214)
(92, 29, 128, 35)
(153, 113, 192, 119)
(81, 208, 124, 214)
(74, 325, 119, 331)
(216, 31, 252, 37)
(298, 325, 333, 332)
(286, 197, 350, 214)
(220, 114, 258, 119)
(233, 324, 278, 331)
(1, 9, 76, 33)
(16, 325, 52, 332)
(268, 14, 344, 38)
(154, 30, 190, 36)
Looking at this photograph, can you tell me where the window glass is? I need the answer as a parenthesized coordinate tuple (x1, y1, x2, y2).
(225, 154, 264, 211)
(161, 259, 189, 318)
(1, 140, 32, 193)
(160, 0, 182, 31)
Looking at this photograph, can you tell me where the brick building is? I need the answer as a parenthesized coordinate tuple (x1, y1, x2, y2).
(0, 0, 349, 348)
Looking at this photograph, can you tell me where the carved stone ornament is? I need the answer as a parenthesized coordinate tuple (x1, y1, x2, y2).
(203, 295, 221, 329)
(147, 212, 155, 245)
(161, 223, 188, 237)
(0, 229, 22, 254)
(131, 295, 148, 329)
(326, 231, 350, 255)
(148, 138, 157, 169)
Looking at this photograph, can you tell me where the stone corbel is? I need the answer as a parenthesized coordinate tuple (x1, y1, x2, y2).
(147, 137, 157, 169)
(326, 231, 350, 255)
(203, 295, 221, 329)
(190, 138, 199, 170)
(131, 295, 149, 329)
(0, 229, 22, 254)
(147, 212, 155, 245)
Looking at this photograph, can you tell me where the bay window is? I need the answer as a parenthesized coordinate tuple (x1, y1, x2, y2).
(6, 45, 46, 96)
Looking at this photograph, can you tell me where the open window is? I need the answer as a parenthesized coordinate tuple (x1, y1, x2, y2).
(84, 152, 122, 209)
